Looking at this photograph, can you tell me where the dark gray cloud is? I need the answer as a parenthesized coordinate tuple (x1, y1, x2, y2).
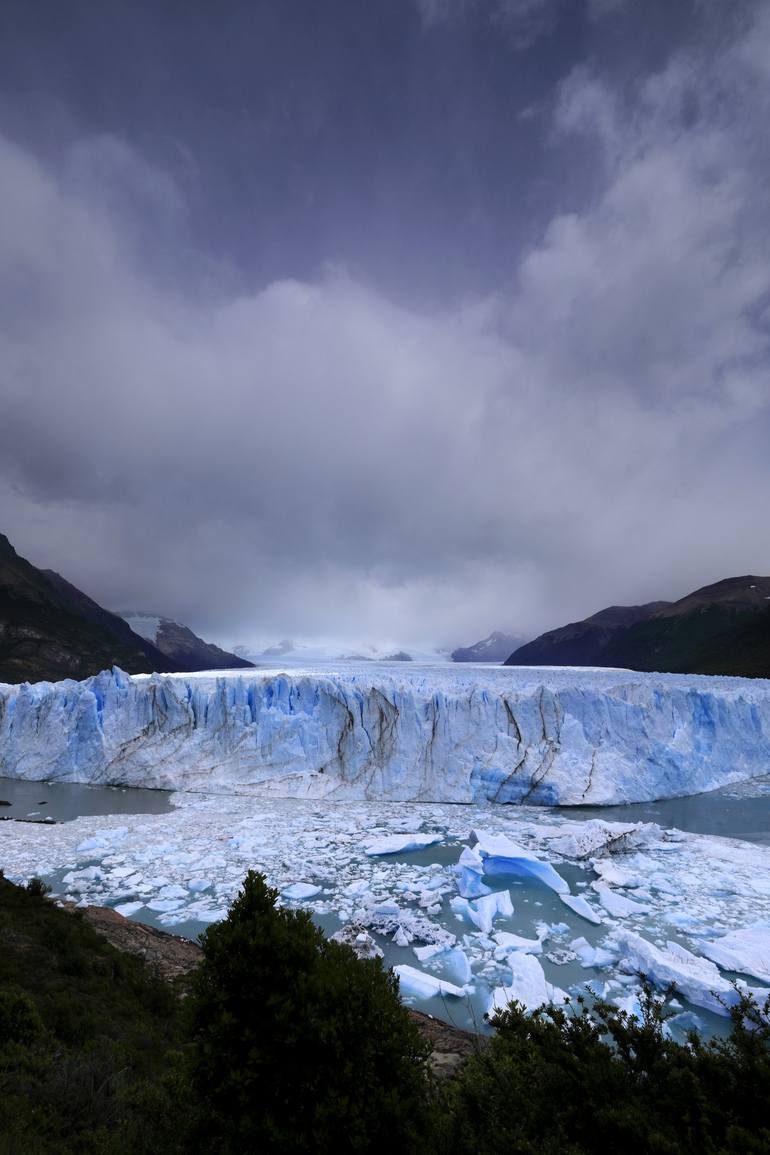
(1, 0, 769, 650)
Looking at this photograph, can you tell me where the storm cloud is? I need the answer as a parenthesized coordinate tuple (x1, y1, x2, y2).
(1, 0, 769, 650)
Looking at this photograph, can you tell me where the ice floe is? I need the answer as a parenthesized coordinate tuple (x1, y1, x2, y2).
(559, 893, 603, 924)
(700, 927, 770, 984)
(469, 830, 570, 893)
(394, 965, 467, 1000)
(365, 833, 443, 856)
(488, 953, 569, 1015)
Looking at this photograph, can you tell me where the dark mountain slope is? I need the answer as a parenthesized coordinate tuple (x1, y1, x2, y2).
(505, 603, 669, 668)
(120, 612, 253, 672)
(602, 577, 770, 678)
(0, 534, 173, 684)
(505, 576, 770, 678)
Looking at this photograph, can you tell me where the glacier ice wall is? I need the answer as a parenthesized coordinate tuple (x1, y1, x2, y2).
(1, 665, 769, 804)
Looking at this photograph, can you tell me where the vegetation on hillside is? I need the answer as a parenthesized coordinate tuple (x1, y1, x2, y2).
(1, 869, 769, 1154)
(0, 872, 189, 1154)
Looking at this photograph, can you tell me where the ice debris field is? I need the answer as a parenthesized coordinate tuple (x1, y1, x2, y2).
(2, 663, 770, 804)
(1, 663, 769, 1035)
(1, 792, 769, 1036)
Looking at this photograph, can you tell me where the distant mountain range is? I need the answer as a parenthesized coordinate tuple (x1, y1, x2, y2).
(120, 613, 253, 673)
(236, 639, 453, 665)
(0, 534, 251, 684)
(451, 631, 527, 663)
(505, 576, 770, 678)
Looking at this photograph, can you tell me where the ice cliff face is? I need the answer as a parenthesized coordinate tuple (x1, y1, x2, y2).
(1, 664, 769, 805)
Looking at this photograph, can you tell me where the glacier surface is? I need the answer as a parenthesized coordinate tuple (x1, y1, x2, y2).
(1, 663, 769, 805)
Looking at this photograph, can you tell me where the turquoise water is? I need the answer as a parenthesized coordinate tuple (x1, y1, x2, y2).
(555, 774, 770, 846)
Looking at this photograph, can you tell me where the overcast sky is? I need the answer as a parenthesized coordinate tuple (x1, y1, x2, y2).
(1, 0, 769, 651)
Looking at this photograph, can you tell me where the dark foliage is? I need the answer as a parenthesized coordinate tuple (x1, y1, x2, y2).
(2, 867, 770, 1154)
(0, 873, 189, 1154)
(437, 987, 770, 1154)
(188, 869, 431, 1153)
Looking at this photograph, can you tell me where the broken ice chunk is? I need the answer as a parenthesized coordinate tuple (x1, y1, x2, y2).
(594, 885, 650, 919)
(394, 965, 466, 1000)
(469, 829, 569, 894)
(113, 901, 144, 918)
(549, 820, 644, 860)
(456, 845, 492, 899)
(700, 926, 770, 984)
(488, 953, 566, 1015)
(413, 945, 473, 985)
(281, 882, 322, 901)
(187, 878, 211, 893)
(331, 925, 383, 960)
(560, 893, 603, 925)
(612, 930, 735, 1015)
(365, 833, 444, 856)
(450, 890, 514, 935)
(570, 936, 617, 968)
(493, 930, 544, 955)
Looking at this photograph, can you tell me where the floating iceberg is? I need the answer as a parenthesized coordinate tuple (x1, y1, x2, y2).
(365, 833, 443, 856)
(560, 893, 603, 924)
(570, 936, 617, 968)
(700, 927, 770, 984)
(549, 819, 645, 859)
(2, 663, 769, 804)
(394, 964, 466, 1000)
(281, 882, 322, 901)
(612, 930, 735, 1015)
(470, 829, 570, 893)
(594, 885, 650, 919)
(450, 890, 514, 934)
(456, 845, 493, 898)
(488, 953, 568, 1016)
(493, 929, 544, 955)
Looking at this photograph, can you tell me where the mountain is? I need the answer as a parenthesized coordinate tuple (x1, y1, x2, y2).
(236, 640, 452, 665)
(505, 576, 770, 678)
(600, 576, 770, 678)
(451, 631, 527, 663)
(0, 534, 173, 684)
(120, 613, 253, 672)
(505, 604, 669, 669)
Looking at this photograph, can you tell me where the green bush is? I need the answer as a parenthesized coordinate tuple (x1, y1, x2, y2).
(188, 870, 432, 1154)
(0, 990, 44, 1045)
(0, 872, 190, 1154)
(25, 877, 51, 898)
(437, 986, 770, 1154)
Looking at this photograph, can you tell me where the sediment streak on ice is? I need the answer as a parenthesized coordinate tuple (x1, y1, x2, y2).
(2, 663, 769, 805)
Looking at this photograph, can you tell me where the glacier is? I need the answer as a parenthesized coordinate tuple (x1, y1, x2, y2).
(1, 663, 770, 804)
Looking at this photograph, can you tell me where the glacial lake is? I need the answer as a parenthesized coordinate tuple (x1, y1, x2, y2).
(0, 777, 173, 822)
